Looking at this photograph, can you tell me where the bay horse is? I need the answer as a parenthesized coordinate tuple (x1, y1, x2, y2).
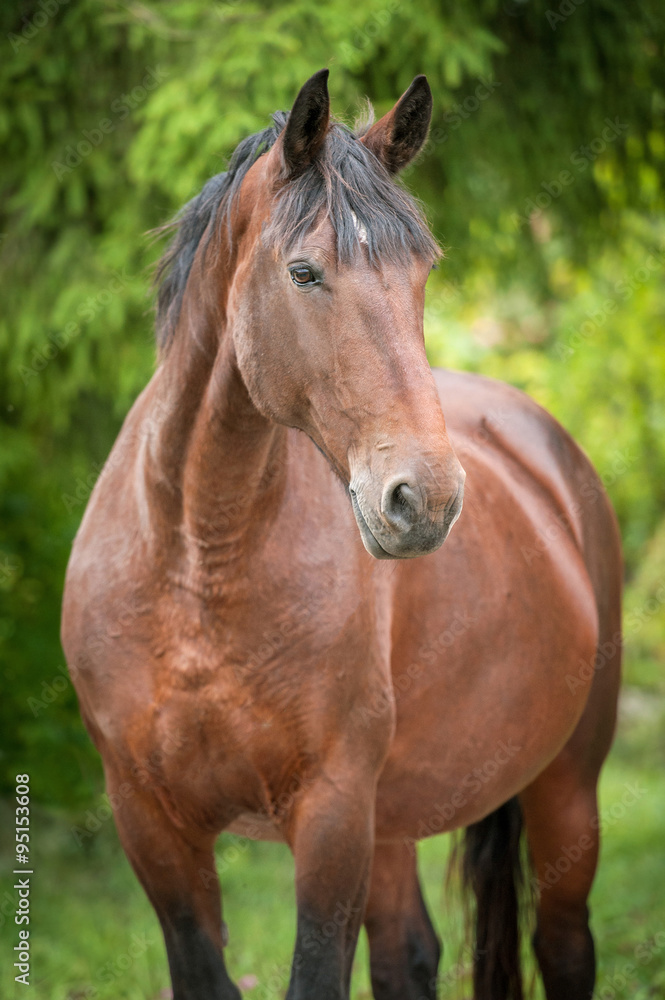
(61, 69, 622, 1000)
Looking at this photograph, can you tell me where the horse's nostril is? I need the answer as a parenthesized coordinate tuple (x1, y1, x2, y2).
(382, 479, 421, 530)
(443, 486, 457, 516)
(393, 483, 416, 512)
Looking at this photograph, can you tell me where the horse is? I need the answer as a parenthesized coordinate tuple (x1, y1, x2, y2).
(61, 69, 622, 1000)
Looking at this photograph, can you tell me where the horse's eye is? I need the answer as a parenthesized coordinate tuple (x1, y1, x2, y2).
(290, 266, 316, 286)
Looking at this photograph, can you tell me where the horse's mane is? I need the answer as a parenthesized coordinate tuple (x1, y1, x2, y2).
(153, 108, 440, 351)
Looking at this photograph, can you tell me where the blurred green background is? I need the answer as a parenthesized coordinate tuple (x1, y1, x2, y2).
(0, 0, 664, 997)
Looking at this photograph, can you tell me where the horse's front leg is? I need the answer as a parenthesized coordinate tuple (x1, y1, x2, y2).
(284, 761, 379, 1000)
(105, 765, 240, 1000)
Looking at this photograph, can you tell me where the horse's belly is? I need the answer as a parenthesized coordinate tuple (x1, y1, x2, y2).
(375, 661, 590, 840)
(375, 710, 549, 840)
(226, 812, 286, 842)
(374, 509, 598, 839)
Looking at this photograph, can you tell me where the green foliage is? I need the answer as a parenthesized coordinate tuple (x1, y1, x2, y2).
(426, 215, 665, 576)
(0, 0, 664, 805)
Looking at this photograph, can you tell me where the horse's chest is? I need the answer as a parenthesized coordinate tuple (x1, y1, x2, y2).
(139, 580, 393, 831)
(164, 574, 370, 676)
(152, 573, 389, 742)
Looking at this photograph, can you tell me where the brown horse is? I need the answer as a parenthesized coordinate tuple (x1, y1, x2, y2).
(61, 70, 622, 1000)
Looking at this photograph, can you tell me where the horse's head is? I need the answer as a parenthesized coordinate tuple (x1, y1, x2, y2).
(227, 70, 465, 559)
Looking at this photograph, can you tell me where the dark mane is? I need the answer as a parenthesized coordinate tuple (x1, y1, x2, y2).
(153, 109, 440, 350)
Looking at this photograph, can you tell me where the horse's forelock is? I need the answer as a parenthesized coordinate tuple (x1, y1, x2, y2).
(153, 109, 439, 352)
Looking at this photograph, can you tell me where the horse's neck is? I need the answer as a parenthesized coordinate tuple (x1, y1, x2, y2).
(147, 289, 286, 568)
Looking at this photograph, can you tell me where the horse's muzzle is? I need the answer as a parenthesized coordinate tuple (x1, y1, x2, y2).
(349, 467, 465, 559)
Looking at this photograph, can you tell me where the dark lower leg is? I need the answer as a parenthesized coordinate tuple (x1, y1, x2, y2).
(108, 773, 239, 1000)
(161, 911, 241, 1000)
(364, 841, 440, 1000)
(533, 899, 595, 1000)
(285, 773, 376, 1000)
(521, 771, 599, 1000)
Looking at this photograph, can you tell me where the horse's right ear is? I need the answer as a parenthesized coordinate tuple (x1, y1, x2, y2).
(361, 76, 433, 174)
(281, 69, 330, 176)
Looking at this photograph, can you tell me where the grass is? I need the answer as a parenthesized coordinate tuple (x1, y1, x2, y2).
(1, 688, 664, 1000)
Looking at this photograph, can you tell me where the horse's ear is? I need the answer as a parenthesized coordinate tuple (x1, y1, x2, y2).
(361, 75, 432, 174)
(281, 69, 330, 176)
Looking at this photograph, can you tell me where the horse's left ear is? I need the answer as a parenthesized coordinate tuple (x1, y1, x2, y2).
(281, 68, 330, 176)
(361, 75, 433, 174)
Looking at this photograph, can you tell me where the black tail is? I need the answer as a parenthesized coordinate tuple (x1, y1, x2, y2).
(460, 796, 529, 1000)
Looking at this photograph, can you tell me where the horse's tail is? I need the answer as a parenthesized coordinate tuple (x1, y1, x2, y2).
(459, 796, 530, 1000)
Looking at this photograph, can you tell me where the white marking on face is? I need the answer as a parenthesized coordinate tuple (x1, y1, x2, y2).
(350, 211, 368, 244)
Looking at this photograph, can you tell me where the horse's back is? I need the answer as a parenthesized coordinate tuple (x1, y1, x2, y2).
(434, 366, 621, 594)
